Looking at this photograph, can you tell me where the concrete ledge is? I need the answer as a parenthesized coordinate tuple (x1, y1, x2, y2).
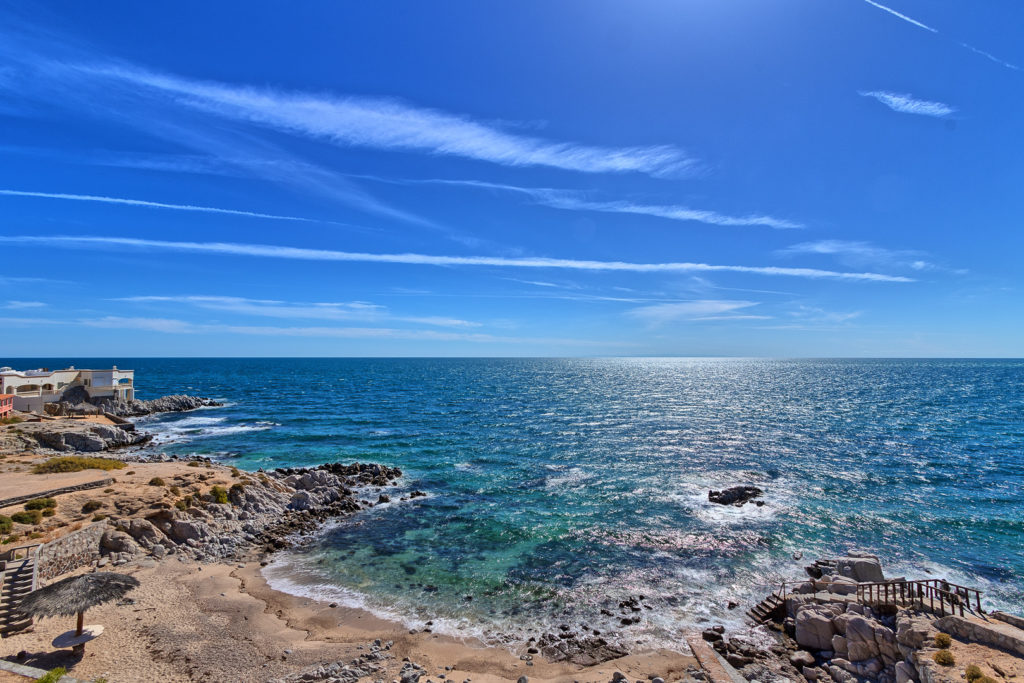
(992, 611, 1024, 632)
(0, 478, 114, 510)
(0, 658, 84, 682)
(685, 635, 745, 683)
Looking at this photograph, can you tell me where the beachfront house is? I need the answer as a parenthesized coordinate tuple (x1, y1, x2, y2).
(0, 366, 135, 413)
(0, 393, 13, 418)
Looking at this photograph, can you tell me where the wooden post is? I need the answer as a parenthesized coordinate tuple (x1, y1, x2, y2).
(76, 610, 84, 636)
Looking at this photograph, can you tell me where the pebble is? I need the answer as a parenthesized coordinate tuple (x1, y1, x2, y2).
(517, 677, 528, 683)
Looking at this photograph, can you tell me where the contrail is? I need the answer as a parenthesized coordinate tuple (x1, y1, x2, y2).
(0, 189, 315, 222)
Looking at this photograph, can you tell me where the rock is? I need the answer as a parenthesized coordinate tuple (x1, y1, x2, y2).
(802, 666, 822, 681)
(151, 544, 166, 559)
(844, 614, 899, 666)
(894, 661, 917, 683)
(834, 555, 885, 583)
(707, 485, 763, 507)
(828, 576, 858, 596)
(517, 677, 528, 683)
(789, 651, 815, 668)
(831, 634, 848, 658)
(795, 607, 837, 650)
(701, 628, 723, 643)
(611, 674, 627, 683)
(101, 530, 140, 555)
(125, 518, 163, 549)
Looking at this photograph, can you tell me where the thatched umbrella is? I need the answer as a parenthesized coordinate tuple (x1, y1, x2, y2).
(17, 572, 139, 653)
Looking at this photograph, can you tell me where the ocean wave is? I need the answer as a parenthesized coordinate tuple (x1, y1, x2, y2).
(145, 415, 277, 444)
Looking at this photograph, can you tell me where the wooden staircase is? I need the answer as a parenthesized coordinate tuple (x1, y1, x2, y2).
(747, 590, 785, 624)
(0, 546, 39, 637)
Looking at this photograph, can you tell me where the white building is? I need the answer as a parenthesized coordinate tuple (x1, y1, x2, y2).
(0, 366, 135, 413)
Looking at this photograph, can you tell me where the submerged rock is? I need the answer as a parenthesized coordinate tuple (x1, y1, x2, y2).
(708, 485, 763, 507)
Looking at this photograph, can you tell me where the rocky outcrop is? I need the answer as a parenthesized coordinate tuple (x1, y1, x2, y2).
(92, 394, 223, 417)
(708, 485, 764, 507)
(2, 419, 151, 453)
(101, 462, 405, 563)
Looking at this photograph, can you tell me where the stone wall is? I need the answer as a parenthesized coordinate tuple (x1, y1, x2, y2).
(934, 615, 1024, 657)
(37, 521, 108, 581)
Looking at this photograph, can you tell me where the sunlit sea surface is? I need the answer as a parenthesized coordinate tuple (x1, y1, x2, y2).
(13, 358, 1024, 647)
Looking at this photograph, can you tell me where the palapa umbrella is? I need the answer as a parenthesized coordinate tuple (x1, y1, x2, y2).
(17, 572, 140, 654)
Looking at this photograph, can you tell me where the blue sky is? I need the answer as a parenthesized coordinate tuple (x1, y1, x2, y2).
(1, 0, 1022, 357)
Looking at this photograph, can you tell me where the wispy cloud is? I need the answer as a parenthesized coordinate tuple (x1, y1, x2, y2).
(80, 316, 605, 346)
(3, 300, 46, 309)
(788, 305, 862, 324)
(859, 0, 1018, 71)
(778, 240, 940, 272)
(859, 91, 955, 118)
(117, 295, 481, 328)
(626, 300, 768, 326)
(421, 180, 802, 229)
(0, 235, 914, 282)
(0, 189, 318, 222)
(86, 66, 698, 178)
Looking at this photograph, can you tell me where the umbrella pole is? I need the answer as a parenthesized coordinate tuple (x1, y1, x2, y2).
(76, 611, 84, 636)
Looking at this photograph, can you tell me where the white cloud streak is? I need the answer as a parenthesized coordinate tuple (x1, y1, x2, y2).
(779, 240, 938, 271)
(117, 295, 481, 328)
(0, 189, 317, 222)
(859, 0, 1018, 71)
(860, 0, 937, 33)
(626, 300, 768, 326)
(0, 235, 915, 282)
(424, 180, 802, 229)
(87, 66, 698, 178)
(859, 91, 955, 118)
(4, 300, 46, 309)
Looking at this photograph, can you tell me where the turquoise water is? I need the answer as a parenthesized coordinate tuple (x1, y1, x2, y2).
(10, 358, 1024, 645)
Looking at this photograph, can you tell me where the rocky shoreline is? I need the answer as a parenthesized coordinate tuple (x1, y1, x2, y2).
(0, 392, 221, 455)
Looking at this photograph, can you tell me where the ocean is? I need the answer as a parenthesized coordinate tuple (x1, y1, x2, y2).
(9, 357, 1024, 647)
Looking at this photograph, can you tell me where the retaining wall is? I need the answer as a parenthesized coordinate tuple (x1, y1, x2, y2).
(37, 521, 107, 581)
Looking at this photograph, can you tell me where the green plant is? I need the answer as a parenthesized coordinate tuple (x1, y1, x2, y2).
(0, 515, 12, 534)
(169, 485, 181, 496)
(34, 666, 67, 683)
(934, 633, 952, 649)
(92, 514, 107, 522)
(82, 500, 104, 513)
(11, 510, 42, 525)
(0, 416, 23, 425)
(28, 531, 44, 539)
(933, 650, 955, 667)
(977, 677, 997, 683)
(230, 466, 240, 477)
(965, 665, 983, 682)
(32, 456, 126, 474)
(103, 488, 115, 493)
(94, 677, 110, 683)
(188, 461, 201, 467)
(148, 477, 166, 486)
(210, 485, 229, 504)
(24, 497, 56, 510)
(41, 508, 55, 517)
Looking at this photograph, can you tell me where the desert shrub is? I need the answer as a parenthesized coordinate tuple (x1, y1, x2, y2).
(187, 461, 201, 467)
(210, 485, 229, 504)
(24, 497, 56, 510)
(934, 633, 952, 649)
(28, 531, 44, 539)
(11, 510, 42, 525)
(103, 488, 115, 493)
(126, 470, 136, 475)
(41, 508, 55, 517)
(92, 514, 107, 522)
(148, 477, 166, 486)
(933, 650, 955, 666)
(169, 485, 181, 496)
(230, 466, 240, 477)
(965, 665, 983, 682)
(2, 534, 21, 544)
(34, 666, 67, 683)
(82, 500, 104, 513)
(0, 515, 12, 534)
(32, 456, 126, 474)
(976, 677, 997, 683)
(230, 482, 245, 493)
(0, 416, 22, 425)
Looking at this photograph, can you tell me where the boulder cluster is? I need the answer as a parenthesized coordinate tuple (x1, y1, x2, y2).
(271, 639, 394, 683)
(96, 462, 403, 565)
(708, 485, 764, 507)
(4, 419, 152, 453)
(46, 386, 223, 418)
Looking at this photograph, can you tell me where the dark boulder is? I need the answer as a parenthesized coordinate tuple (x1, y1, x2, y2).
(708, 485, 763, 507)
